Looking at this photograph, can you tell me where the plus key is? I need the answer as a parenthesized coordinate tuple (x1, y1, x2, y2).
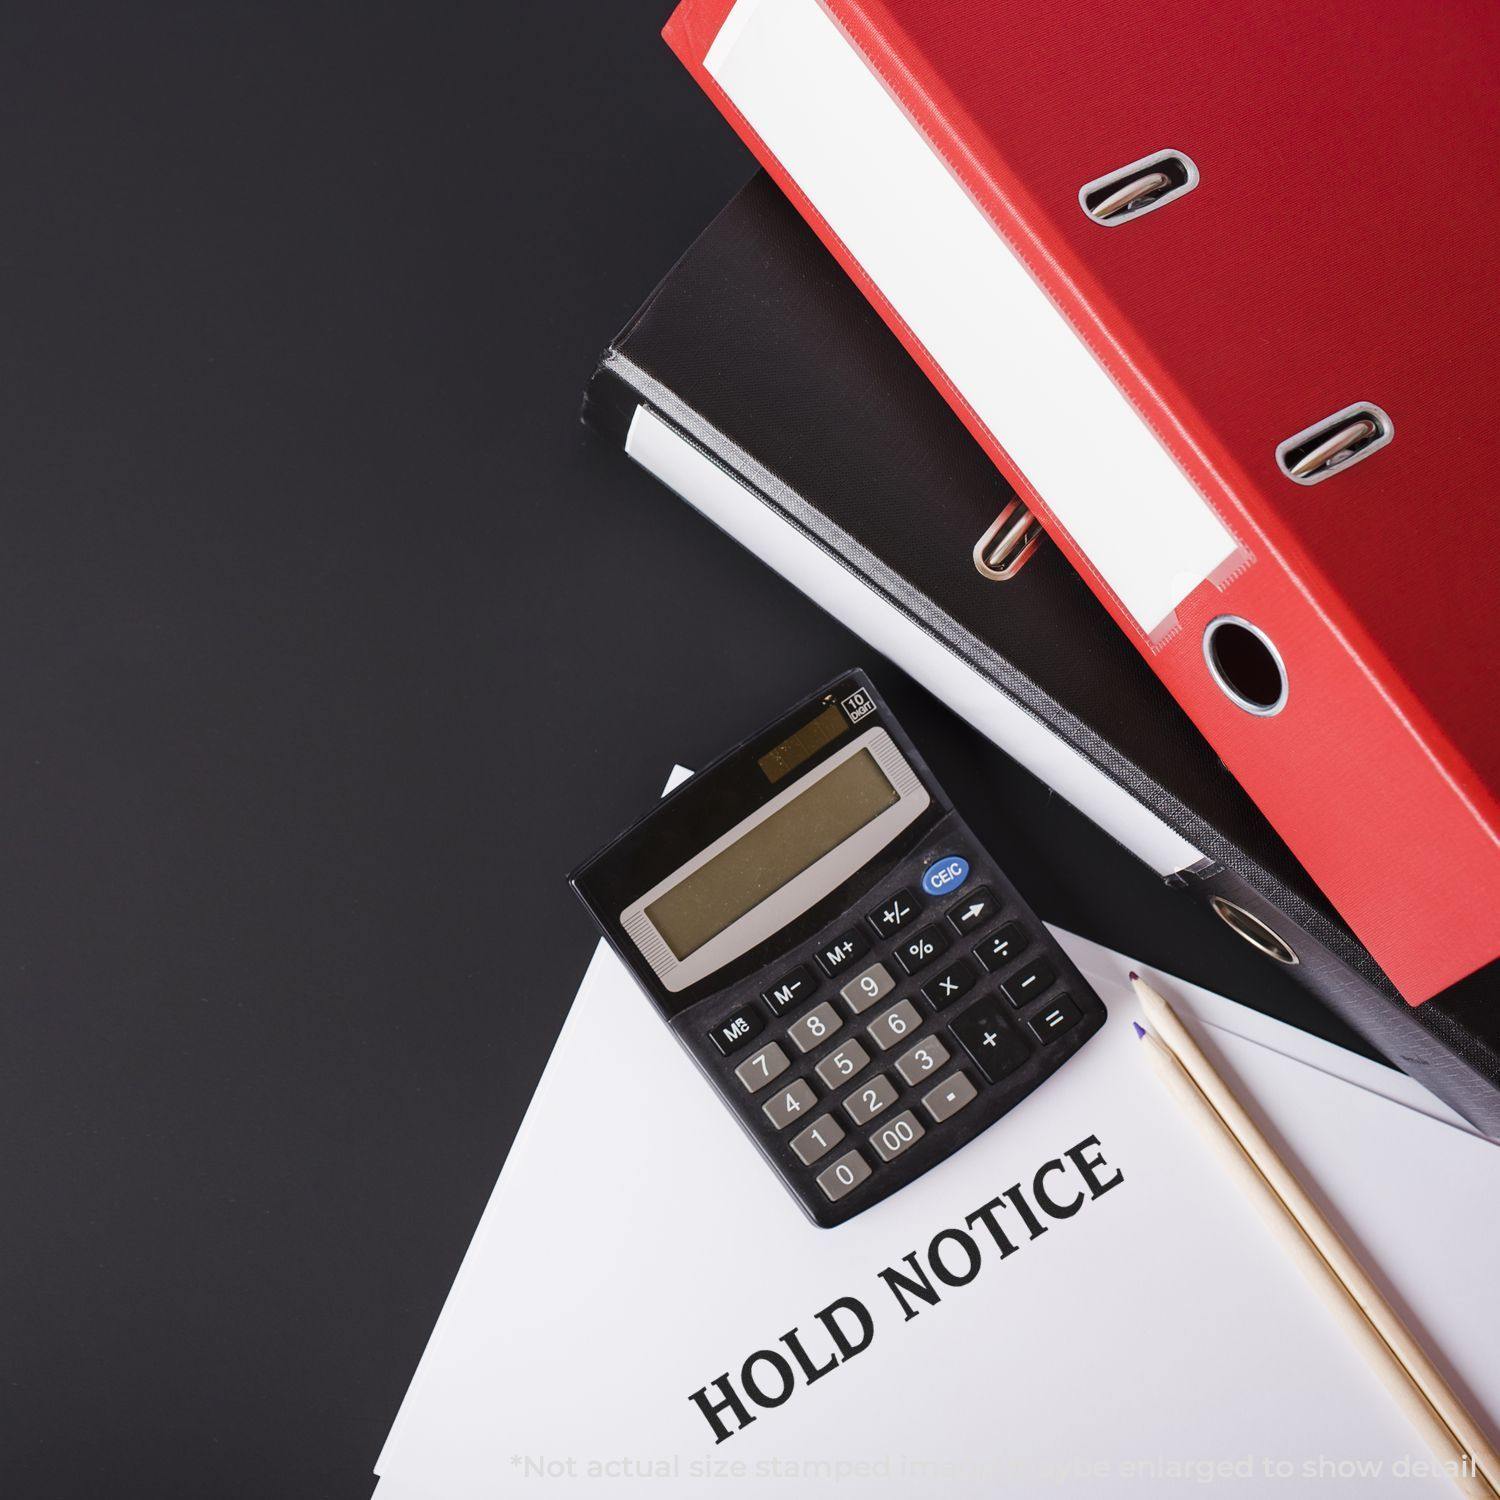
(949, 995, 1031, 1083)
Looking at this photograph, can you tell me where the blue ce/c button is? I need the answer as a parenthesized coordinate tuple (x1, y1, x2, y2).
(921, 856, 969, 897)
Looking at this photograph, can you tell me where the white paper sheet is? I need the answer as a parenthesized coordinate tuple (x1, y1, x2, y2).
(373, 910, 1499, 1498)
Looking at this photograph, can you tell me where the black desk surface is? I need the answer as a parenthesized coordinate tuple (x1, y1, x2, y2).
(0, 5, 1370, 1495)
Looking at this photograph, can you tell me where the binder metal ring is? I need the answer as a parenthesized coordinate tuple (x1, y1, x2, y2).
(972, 501, 1042, 581)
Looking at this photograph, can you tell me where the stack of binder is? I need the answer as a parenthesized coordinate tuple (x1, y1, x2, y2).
(583, 171, 1500, 1135)
(662, 0, 1500, 1011)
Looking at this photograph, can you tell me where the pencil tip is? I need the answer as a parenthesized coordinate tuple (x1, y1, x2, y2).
(1133, 1021, 1147, 1039)
(1128, 971, 1139, 982)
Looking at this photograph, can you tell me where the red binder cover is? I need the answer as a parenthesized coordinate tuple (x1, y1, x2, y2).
(664, 0, 1500, 1005)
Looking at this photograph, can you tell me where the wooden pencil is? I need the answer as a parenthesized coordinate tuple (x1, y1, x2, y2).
(1132, 981, 1497, 1500)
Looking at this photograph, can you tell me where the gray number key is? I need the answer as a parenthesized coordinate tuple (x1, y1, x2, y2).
(893, 1035, 952, 1086)
(763, 1077, 817, 1130)
(787, 1000, 843, 1053)
(814, 1038, 870, 1090)
(839, 961, 894, 1015)
(734, 1041, 789, 1093)
(843, 1073, 897, 1125)
(921, 1071, 978, 1123)
(789, 1113, 845, 1165)
(815, 1149, 871, 1203)
(870, 1109, 926, 1163)
(866, 998, 922, 1051)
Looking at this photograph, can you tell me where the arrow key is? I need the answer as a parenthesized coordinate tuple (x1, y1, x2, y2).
(947, 886, 999, 936)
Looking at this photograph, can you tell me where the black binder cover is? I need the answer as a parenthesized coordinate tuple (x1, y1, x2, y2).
(583, 173, 1500, 1135)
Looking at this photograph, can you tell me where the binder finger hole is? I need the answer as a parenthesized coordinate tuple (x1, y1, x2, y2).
(1203, 616, 1288, 716)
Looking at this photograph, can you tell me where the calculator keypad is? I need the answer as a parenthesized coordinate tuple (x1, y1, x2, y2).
(815, 929, 870, 978)
(869, 1110, 926, 1163)
(865, 888, 918, 938)
(839, 961, 895, 1015)
(921, 959, 977, 1009)
(892, 925, 951, 975)
(950, 998, 1030, 1083)
(1002, 956, 1057, 1009)
(790, 1114, 845, 1166)
(734, 1041, 789, 1092)
(1029, 996, 1082, 1044)
(815, 1150, 872, 1203)
(843, 1074, 897, 1125)
(815, 1039, 870, 1090)
(787, 1001, 843, 1053)
(709, 1005, 764, 1056)
(946, 887, 999, 935)
(893, 1035, 951, 1086)
(921, 1071, 977, 1123)
(866, 999, 922, 1051)
(975, 923, 1026, 973)
(693, 829, 1103, 1227)
(764, 1078, 817, 1130)
(763, 965, 817, 1016)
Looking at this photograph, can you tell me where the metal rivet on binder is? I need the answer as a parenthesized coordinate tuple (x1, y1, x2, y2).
(972, 500, 1043, 581)
(1079, 150, 1199, 225)
(1209, 897, 1300, 966)
(1275, 403, 1393, 485)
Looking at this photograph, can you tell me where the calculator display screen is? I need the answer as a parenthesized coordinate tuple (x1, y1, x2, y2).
(645, 749, 899, 961)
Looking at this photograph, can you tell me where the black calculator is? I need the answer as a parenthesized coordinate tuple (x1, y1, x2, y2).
(570, 671, 1106, 1227)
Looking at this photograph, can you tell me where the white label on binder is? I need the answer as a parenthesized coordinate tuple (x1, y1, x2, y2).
(705, 0, 1241, 635)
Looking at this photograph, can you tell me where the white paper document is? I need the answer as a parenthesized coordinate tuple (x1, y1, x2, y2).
(374, 913, 1499, 1497)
